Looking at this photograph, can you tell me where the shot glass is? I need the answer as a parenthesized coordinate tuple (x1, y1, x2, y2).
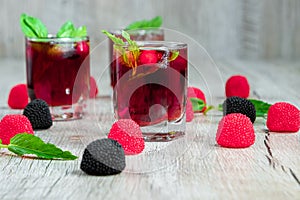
(25, 36, 90, 121)
(109, 28, 164, 87)
(113, 41, 188, 141)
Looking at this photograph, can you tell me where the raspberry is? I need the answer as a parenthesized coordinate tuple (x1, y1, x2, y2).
(89, 76, 98, 98)
(108, 119, 144, 155)
(23, 99, 53, 130)
(80, 138, 126, 176)
(223, 96, 256, 123)
(187, 87, 206, 112)
(266, 102, 300, 133)
(0, 114, 34, 145)
(216, 113, 255, 148)
(138, 50, 158, 65)
(225, 75, 250, 98)
(76, 41, 89, 54)
(186, 99, 194, 122)
(7, 83, 29, 109)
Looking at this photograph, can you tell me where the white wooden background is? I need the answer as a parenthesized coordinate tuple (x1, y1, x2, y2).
(0, 0, 299, 60)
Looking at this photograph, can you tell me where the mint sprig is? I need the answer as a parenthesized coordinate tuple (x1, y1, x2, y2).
(190, 98, 206, 112)
(20, 13, 48, 38)
(102, 30, 140, 75)
(169, 51, 179, 62)
(125, 16, 163, 30)
(57, 21, 87, 38)
(189, 98, 214, 115)
(0, 133, 77, 160)
(20, 14, 87, 38)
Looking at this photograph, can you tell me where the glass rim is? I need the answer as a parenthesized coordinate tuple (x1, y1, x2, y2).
(25, 34, 89, 42)
(113, 41, 187, 50)
(108, 28, 164, 35)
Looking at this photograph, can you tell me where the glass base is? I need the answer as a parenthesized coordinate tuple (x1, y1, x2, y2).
(140, 117, 186, 142)
(50, 105, 83, 121)
(143, 131, 185, 142)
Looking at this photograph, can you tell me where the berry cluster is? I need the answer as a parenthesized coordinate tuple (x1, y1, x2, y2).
(216, 75, 299, 148)
(0, 99, 53, 144)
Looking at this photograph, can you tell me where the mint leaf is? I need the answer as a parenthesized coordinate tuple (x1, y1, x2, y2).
(57, 21, 75, 37)
(169, 51, 179, 62)
(102, 30, 125, 45)
(8, 133, 77, 160)
(190, 98, 205, 112)
(203, 105, 214, 115)
(57, 21, 87, 38)
(20, 13, 48, 38)
(249, 99, 272, 117)
(125, 16, 163, 30)
(102, 30, 125, 54)
(72, 26, 87, 37)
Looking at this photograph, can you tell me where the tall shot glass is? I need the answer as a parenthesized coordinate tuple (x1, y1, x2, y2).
(25, 36, 90, 121)
(113, 41, 188, 141)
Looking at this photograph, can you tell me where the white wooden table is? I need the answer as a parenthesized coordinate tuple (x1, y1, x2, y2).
(0, 58, 299, 200)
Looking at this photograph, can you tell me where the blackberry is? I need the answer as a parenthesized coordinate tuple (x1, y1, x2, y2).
(223, 96, 256, 123)
(23, 99, 53, 130)
(80, 139, 126, 176)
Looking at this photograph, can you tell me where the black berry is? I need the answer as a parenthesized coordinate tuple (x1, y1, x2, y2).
(80, 138, 126, 176)
(23, 99, 53, 130)
(223, 96, 256, 123)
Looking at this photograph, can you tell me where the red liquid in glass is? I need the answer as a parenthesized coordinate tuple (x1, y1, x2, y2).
(114, 46, 187, 126)
(26, 38, 90, 107)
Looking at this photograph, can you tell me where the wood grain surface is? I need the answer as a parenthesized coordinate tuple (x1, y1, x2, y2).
(0, 58, 299, 200)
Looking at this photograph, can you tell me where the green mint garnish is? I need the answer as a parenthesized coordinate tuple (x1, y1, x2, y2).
(169, 51, 179, 62)
(190, 98, 206, 112)
(102, 30, 140, 75)
(20, 13, 48, 38)
(20, 13, 87, 38)
(57, 21, 87, 38)
(72, 25, 87, 37)
(248, 99, 272, 117)
(189, 98, 214, 115)
(0, 133, 77, 160)
(125, 16, 163, 30)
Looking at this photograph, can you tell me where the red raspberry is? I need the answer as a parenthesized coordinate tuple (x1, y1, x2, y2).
(186, 99, 194, 122)
(266, 102, 300, 133)
(0, 114, 34, 144)
(187, 87, 206, 112)
(225, 75, 250, 98)
(7, 83, 29, 109)
(138, 50, 158, 65)
(108, 119, 144, 155)
(89, 76, 98, 98)
(76, 41, 89, 54)
(216, 113, 255, 148)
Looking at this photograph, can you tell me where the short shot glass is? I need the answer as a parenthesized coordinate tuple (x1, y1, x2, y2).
(113, 41, 188, 141)
(25, 36, 90, 121)
(108, 28, 164, 87)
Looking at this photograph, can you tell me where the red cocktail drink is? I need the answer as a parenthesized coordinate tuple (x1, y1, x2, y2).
(25, 36, 90, 120)
(113, 41, 188, 141)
